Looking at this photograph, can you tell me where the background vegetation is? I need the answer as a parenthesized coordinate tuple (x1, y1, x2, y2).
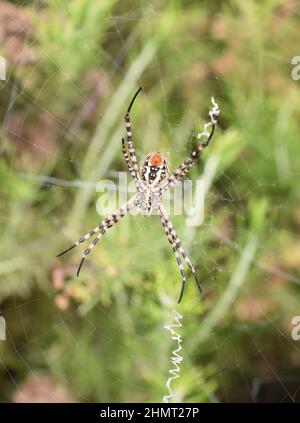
(0, 0, 300, 402)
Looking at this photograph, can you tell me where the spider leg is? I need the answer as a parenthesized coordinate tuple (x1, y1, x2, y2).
(159, 205, 202, 301)
(178, 248, 202, 293)
(57, 226, 101, 257)
(169, 226, 202, 294)
(159, 211, 187, 303)
(157, 97, 220, 194)
(76, 226, 105, 276)
(57, 197, 136, 275)
(124, 87, 142, 180)
(161, 208, 202, 293)
(122, 137, 135, 178)
(122, 138, 144, 192)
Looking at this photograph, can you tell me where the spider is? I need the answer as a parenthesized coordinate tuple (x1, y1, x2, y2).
(57, 87, 220, 303)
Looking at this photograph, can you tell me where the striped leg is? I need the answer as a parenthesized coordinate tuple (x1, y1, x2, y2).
(124, 87, 143, 180)
(160, 206, 201, 287)
(57, 226, 101, 257)
(159, 205, 202, 300)
(157, 97, 220, 194)
(57, 196, 136, 276)
(122, 137, 135, 178)
(160, 211, 187, 303)
(124, 113, 139, 177)
(168, 222, 202, 295)
(122, 138, 145, 193)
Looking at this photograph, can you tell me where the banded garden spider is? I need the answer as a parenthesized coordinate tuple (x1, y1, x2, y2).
(57, 87, 220, 303)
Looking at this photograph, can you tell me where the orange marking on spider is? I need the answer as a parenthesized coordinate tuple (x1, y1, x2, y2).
(150, 152, 164, 166)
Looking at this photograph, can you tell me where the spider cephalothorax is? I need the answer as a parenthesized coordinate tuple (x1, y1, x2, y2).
(140, 152, 169, 185)
(58, 87, 220, 303)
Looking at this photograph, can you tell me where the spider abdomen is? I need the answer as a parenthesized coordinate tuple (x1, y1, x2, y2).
(135, 189, 162, 215)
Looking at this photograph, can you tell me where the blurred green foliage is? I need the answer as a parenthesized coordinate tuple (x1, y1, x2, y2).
(0, 0, 300, 403)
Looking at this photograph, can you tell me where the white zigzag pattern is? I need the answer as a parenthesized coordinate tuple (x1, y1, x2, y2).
(197, 96, 220, 140)
(162, 310, 183, 403)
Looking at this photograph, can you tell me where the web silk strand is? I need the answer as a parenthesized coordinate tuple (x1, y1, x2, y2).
(162, 310, 183, 403)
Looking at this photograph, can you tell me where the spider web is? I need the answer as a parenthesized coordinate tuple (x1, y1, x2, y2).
(1, 0, 300, 404)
